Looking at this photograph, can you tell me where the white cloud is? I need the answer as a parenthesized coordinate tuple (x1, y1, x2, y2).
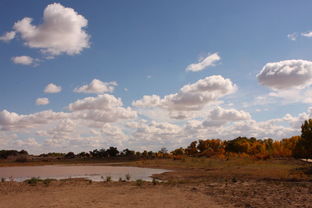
(183, 111, 306, 142)
(13, 138, 41, 149)
(1, 104, 311, 153)
(90, 123, 128, 142)
(133, 75, 236, 113)
(11, 56, 34, 65)
(68, 94, 137, 123)
(131, 120, 182, 137)
(287, 33, 297, 41)
(74, 79, 117, 94)
(268, 88, 312, 104)
(0, 31, 16, 42)
(257, 60, 312, 90)
(0, 110, 68, 131)
(69, 94, 123, 111)
(301, 31, 312, 37)
(36, 97, 49, 106)
(202, 107, 251, 126)
(44, 83, 62, 93)
(132, 95, 161, 108)
(0, 94, 136, 132)
(186, 53, 221, 72)
(13, 3, 90, 56)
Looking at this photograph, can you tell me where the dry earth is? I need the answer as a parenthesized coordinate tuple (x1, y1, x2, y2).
(0, 180, 223, 208)
(1, 179, 312, 208)
(1, 159, 312, 207)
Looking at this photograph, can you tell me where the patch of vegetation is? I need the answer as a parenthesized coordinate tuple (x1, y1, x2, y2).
(15, 156, 28, 163)
(42, 178, 55, 186)
(152, 178, 158, 185)
(0, 150, 28, 159)
(136, 179, 144, 186)
(106, 176, 112, 182)
(125, 173, 131, 181)
(25, 177, 42, 186)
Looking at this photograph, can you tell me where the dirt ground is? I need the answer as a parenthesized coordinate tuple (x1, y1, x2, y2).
(0, 180, 223, 208)
(1, 158, 312, 208)
(1, 179, 312, 208)
(198, 180, 312, 208)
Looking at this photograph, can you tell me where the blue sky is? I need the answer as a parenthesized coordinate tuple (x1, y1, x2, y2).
(1, 1, 312, 153)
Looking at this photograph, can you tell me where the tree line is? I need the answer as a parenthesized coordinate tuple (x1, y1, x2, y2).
(173, 119, 312, 159)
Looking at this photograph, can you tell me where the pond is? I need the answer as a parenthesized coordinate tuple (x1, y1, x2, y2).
(0, 165, 169, 182)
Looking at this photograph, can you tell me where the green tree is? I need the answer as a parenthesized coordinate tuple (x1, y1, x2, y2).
(297, 119, 312, 158)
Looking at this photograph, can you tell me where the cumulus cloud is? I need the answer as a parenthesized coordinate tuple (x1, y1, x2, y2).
(13, 138, 41, 149)
(74, 79, 117, 94)
(0, 94, 136, 132)
(133, 75, 236, 113)
(13, 3, 90, 56)
(183, 109, 308, 142)
(1, 104, 311, 153)
(186, 53, 221, 72)
(132, 95, 161, 108)
(126, 120, 183, 149)
(202, 107, 251, 127)
(68, 94, 137, 123)
(0, 110, 68, 131)
(44, 83, 62, 93)
(11, 56, 35, 65)
(36, 97, 49, 106)
(0, 31, 16, 42)
(90, 123, 128, 142)
(257, 60, 312, 90)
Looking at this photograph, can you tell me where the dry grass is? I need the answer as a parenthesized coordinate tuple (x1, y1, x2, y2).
(126, 157, 311, 182)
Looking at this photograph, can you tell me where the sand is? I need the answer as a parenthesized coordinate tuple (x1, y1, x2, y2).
(0, 180, 223, 208)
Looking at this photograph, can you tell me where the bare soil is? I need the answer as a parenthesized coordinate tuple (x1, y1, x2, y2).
(0, 180, 222, 208)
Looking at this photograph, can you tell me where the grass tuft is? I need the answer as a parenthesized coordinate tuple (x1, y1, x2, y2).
(136, 179, 144, 186)
(25, 177, 41, 186)
(125, 173, 131, 181)
(106, 176, 112, 182)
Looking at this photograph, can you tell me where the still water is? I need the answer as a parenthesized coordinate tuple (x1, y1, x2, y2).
(0, 165, 169, 182)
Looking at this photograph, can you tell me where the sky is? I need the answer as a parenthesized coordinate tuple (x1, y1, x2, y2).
(1, 0, 312, 154)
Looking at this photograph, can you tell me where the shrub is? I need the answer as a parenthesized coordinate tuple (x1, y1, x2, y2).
(25, 177, 41, 186)
(136, 179, 144, 186)
(43, 178, 54, 186)
(125, 173, 131, 181)
(152, 178, 158, 185)
(106, 176, 112, 182)
(231, 177, 237, 183)
(15, 156, 28, 163)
